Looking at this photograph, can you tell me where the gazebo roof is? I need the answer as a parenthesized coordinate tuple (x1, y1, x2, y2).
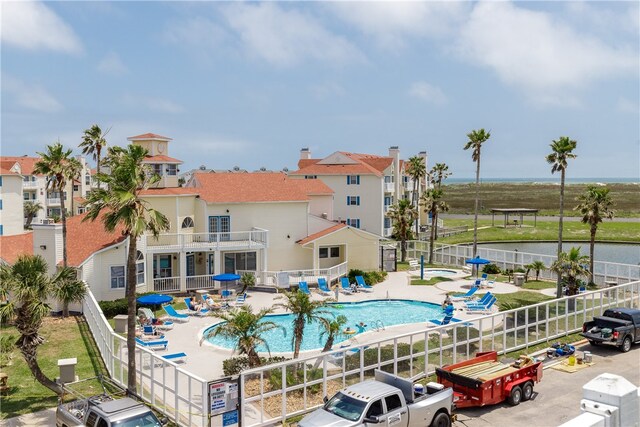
(490, 208, 539, 213)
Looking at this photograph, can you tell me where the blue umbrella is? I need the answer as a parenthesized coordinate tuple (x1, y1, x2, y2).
(465, 256, 491, 277)
(137, 294, 173, 311)
(211, 273, 241, 296)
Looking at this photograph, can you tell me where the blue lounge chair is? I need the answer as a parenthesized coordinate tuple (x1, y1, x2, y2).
(162, 305, 190, 322)
(451, 286, 478, 301)
(355, 276, 373, 292)
(467, 297, 497, 313)
(444, 304, 455, 315)
(135, 337, 168, 350)
(465, 292, 492, 308)
(298, 282, 311, 295)
(317, 278, 332, 295)
(184, 298, 209, 316)
(340, 277, 353, 294)
(162, 352, 187, 363)
(428, 314, 461, 326)
(473, 279, 483, 288)
(235, 292, 247, 306)
(578, 286, 586, 294)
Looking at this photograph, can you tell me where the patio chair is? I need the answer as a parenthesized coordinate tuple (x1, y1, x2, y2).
(162, 352, 187, 364)
(428, 314, 461, 326)
(340, 277, 353, 294)
(355, 276, 373, 292)
(464, 292, 492, 308)
(135, 337, 168, 350)
(578, 286, 587, 294)
(408, 259, 420, 270)
(317, 278, 332, 296)
(298, 282, 311, 295)
(162, 305, 190, 322)
(235, 293, 247, 306)
(466, 296, 497, 313)
(184, 298, 209, 316)
(450, 287, 478, 301)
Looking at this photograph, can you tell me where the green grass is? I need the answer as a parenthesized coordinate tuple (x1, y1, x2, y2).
(411, 277, 453, 286)
(439, 219, 640, 243)
(492, 291, 555, 308)
(0, 316, 109, 419)
(521, 280, 556, 290)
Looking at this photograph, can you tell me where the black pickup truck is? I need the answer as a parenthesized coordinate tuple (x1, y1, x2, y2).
(580, 308, 640, 352)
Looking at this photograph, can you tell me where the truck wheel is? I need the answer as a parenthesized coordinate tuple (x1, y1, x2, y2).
(521, 382, 534, 401)
(430, 411, 451, 427)
(507, 385, 522, 406)
(588, 340, 598, 346)
(621, 336, 632, 352)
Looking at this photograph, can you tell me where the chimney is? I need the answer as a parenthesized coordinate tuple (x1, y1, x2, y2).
(32, 223, 63, 276)
(389, 146, 401, 196)
(419, 151, 428, 173)
(300, 148, 311, 160)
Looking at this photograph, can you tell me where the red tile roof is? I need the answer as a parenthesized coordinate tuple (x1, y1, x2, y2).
(0, 160, 19, 175)
(290, 178, 333, 196)
(297, 223, 347, 246)
(73, 197, 87, 204)
(0, 232, 33, 264)
(140, 187, 199, 196)
(292, 152, 393, 177)
(190, 172, 313, 203)
(143, 154, 183, 164)
(0, 156, 41, 175)
(127, 133, 172, 141)
(65, 213, 127, 267)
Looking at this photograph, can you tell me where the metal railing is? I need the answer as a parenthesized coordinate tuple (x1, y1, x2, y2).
(153, 276, 181, 293)
(239, 280, 640, 426)
(258, 261, 349, 287)
(46, 197, 61, 205)
(82, 287, 208, 426)
(143, 228, 268, 252)
(384, 182, 395, 193)
(22, 180, 38, 188)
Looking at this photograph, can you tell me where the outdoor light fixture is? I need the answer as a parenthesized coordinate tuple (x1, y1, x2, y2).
(226, 209, 230, 213)
(39, 245, 46, 250)
(287, 235, 290, 239)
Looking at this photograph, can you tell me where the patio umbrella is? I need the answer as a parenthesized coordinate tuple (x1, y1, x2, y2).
(465, 256, 491, 277)
(211, 273, 241, 297)
(136, 294, 173, 312)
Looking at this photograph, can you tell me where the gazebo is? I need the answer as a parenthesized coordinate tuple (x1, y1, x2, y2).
(490, 208, 539, 227)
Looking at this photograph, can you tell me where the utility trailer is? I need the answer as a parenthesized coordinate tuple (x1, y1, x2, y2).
(436, 351, 543, 408)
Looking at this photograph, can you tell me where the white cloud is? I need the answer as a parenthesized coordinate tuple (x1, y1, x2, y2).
(1, 1, 82, 54)
(221, 3, 364, 66)
(122, 94, 185, 114)
(327, 2, 470, 49)
(97, 52, 128, 75)
(408, 82, 447, 105)
(3, 75, 63, 113)
(455, 2, 637, 100)
(164, 16, 229, 50)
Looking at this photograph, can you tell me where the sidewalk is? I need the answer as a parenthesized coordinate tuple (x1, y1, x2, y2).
(3, 408, 56, 427)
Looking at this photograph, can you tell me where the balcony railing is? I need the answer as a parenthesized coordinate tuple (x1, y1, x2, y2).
(46, 198, 61, 205)
(384, 182, 395, 193)
(23, 181, 38, 189)
(259, 261, 348, 288)
(143, 228, 268, 252)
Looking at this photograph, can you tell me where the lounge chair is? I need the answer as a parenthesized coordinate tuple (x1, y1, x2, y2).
(465, 293, 492, 308)
(409, 259, 420, 270)
(428, 314, 461, 326)
(142, 325, 164, 338)
(466, 297, 497, 313)
(317, 278, 332, 296)
(162, 305, 190, 322)
(162, 352, 187, 364)
(235, 293, 247, 306)
(340, 277, 353, 294)
(202, 294, 222, 310)
(450, 287, 478, 301)
(298, 282, 311, 295)
(355, 276, 373, 292)
(184, 298, 209, 316)
(135, 337, 168, 350)
(473, 279, 483, 288)
(578, 286, 586, 294)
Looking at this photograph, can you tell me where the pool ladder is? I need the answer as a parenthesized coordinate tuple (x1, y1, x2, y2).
(372, 320, 385, 331)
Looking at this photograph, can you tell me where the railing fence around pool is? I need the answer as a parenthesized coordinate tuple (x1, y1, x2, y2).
(238, 280, 640, 427)
(82, 288, 209, 427)
(403, 241, 640, 285)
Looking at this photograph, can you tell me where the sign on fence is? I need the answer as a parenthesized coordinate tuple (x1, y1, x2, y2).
(209, 379, 239, 426)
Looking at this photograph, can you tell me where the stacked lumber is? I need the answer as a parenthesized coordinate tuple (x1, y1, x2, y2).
(451, 361, 516, 382)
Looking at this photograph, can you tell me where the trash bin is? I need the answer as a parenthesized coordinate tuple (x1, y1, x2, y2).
(514, 273, 525, 286)
(114, 314, 128, 333)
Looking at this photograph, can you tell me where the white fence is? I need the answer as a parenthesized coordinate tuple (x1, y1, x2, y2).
(238, 280, 640, 426)
(258, 261, 349, 287)
(82, 289, 208, 426)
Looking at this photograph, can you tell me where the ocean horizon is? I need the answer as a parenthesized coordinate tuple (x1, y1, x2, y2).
(446, 177, 639, 185)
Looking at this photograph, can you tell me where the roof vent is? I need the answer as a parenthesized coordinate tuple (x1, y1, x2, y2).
(282, 167, 289, 172)
(199, 165, 207, 170)
(233, 166, 240, 171)
(260, 167, 267, 171)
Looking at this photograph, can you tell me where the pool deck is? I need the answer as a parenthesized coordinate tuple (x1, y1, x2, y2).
(155, 269, 526, 380)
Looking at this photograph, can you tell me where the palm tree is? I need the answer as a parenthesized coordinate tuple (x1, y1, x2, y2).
(428, 163, 451, 240)
(386, 199, 418, 262)
(274, 290, 331, 359)
(463, 129, 491, 258)
(318, 314, 347, 353)
(0, 255, 85, 395)
(24, 201, 43, 229)
(34, 142, 82, 267)
(575, 185, 615, 282)
(546, 136, 577, 298)
(201, 305, 282, 368)
(528, 260, 547, 281)
(239, 272, 256, 295)
(84, 144, 170, 394)
(52, 267, 87, 318)
(405, 155, 426, 236)
(80, 124, 110, 175)
(419, 188, 449, 264)
(550, 247, 590, 296)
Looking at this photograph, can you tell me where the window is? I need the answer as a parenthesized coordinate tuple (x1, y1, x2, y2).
(347, 196, 360, 206)
(136, 251, 144, 285)
(319, 248, 328, 258)
(384, 176, 393, 183)
(32, 193, 36, 200)
(0, 225, 3, 236)
(385, 394, 403, 412)
(73, 184, 79, 192)
(85, 174, 91, 185)
(0, 176, 2, 186)
(384, 196, 392, 206)
(181, 217, 195, 229)
(167, 164, 177, 176)
(63, 191, 67, 200)
(347, 175, 360, 185)
(151, 164, 162, 176)
(330, 247, 340, 258)
(110, 266, 125, 289)
(24, 193, 30, 201)
(384, 218, 391, 229)
(304, 175, 317, 179)
(366, 400, 383, 418)
(347, 218, 360, 228)
(223, 251, 257, 272)
(0, 200, 2, 210)
(78, 206, 85, 214)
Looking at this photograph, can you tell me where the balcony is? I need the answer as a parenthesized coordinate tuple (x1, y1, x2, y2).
(23, 181, 38, 189)
(384, 183, 395, 193)
(383, 227, 393, 237)
(46, 198, 61, 206)
(143, 228, 268, 253)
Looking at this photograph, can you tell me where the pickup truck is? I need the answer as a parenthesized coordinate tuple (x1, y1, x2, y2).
(56, 377, 166, 427)
(298, 369, 454, 427)
(580, 308, 640, 353)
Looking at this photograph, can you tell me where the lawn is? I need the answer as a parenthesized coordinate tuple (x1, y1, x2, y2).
(0, 316, 109, 419)
(439, 219, 640, 243)
(411, 277, 453, 286)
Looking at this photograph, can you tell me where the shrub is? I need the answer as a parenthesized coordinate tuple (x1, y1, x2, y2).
(482, 264, 501, 274)
(269, 365, 324, 393)
(0, 334, 15, 367)
(223, 356, 287, 376)
(347, 269, 387, 286)
(98, 291, 159, 318)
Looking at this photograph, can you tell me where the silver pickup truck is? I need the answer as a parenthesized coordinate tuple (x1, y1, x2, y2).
(298, 370, 454, 427)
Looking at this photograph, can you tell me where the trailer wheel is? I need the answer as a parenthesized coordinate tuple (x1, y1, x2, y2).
(430, 411, 451, 427)
(620, 336, 632, 353)
(521, 382, 534, 401)
(588, 340, 598, 346)
(507, 385, 522, 406)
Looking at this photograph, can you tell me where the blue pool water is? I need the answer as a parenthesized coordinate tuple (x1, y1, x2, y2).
(425, 269, 458, 276)
(205, 300, 442, 353)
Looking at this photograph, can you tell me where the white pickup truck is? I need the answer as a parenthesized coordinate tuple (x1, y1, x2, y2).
(298, 370, 454, 427)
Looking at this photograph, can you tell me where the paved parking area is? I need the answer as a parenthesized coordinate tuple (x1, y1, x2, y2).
(452, 343, 640, 427)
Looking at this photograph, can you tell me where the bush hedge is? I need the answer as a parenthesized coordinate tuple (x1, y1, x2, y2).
(347, 269, 388, 286)
(223, 356, 288, 376)
(98, 292, 157, 318)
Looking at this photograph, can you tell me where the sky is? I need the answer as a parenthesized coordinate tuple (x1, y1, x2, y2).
(1, 1, 639, 179)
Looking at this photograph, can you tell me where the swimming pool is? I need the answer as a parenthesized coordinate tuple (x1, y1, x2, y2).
(425, 269, 458, 276)
(204, 300, 442, 353)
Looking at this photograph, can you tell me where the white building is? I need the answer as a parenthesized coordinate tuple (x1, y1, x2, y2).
(0, 160, 25, 236)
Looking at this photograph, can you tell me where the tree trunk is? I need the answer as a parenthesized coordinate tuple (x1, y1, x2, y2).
(322, 336, 334, 353)
(62, 302, 69, 318)
(61, 183, 68, 268)
(413, 180, 420, 238)
(589, 225, 596, 284)
(428, 209, 436, 264)
(472, 155, 480, 257)
(26, 214, 34, 229)
(248, 348, 261, 368)
(293, 318, 304, 359)
(556, 170, 566, 298)
(19, 342, 63, 394)
(400, 238, 407, 262)
(126, 237, 138, 395)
